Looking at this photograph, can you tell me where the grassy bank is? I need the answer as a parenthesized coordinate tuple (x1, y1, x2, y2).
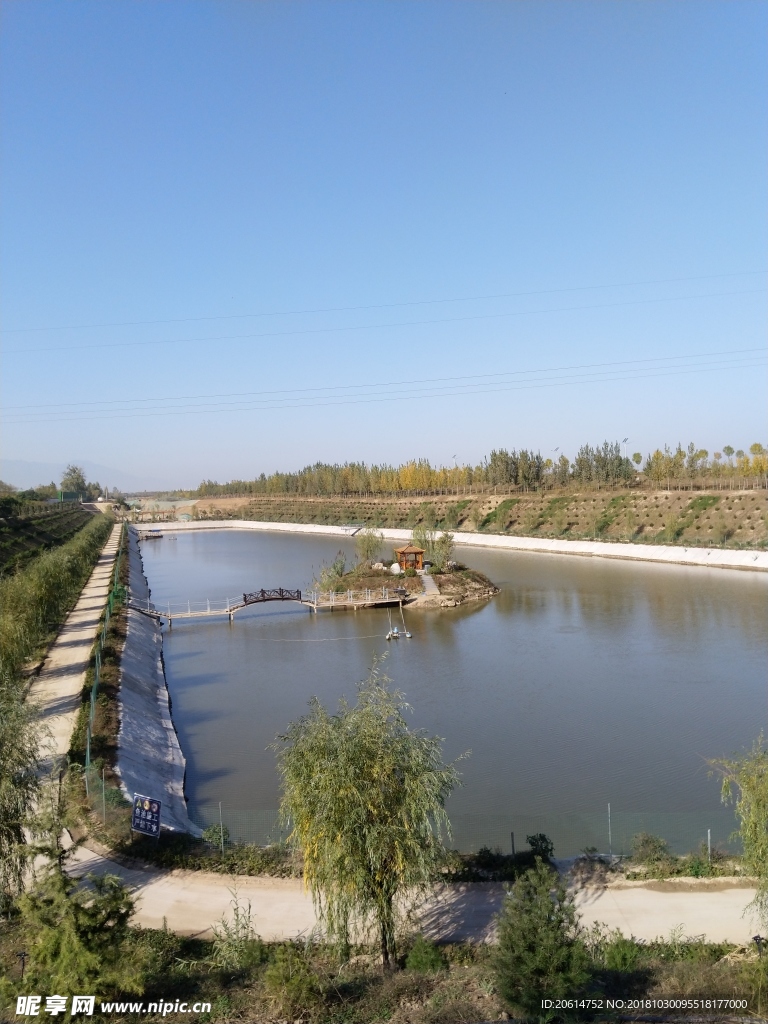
(192, 489, 768, 548)
(0, 512, 115, 693)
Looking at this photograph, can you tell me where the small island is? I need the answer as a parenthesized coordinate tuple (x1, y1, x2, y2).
(315, 528, 499, 609)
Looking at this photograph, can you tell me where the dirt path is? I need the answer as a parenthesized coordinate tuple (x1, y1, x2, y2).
(28, 523, 121, 771)
(67, 843, 760, 944)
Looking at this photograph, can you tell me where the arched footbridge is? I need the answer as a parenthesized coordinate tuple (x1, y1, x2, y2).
(129, 585, 407, 625)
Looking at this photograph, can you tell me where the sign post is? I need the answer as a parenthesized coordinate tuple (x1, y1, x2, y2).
(131, 794, 162, 837)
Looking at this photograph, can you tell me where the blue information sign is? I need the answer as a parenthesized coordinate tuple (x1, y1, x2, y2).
(131, 794, 162, 837)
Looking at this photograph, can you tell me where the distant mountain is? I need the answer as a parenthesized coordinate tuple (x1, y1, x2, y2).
(0, 458, 151, 492)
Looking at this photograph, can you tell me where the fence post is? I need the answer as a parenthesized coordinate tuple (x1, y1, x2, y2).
(608, 803, 612, 857)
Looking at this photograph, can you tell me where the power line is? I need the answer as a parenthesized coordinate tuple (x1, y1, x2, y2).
(4, 356, 765, 425)
(5, 288, 764, 355)
(4, 342, 765, 409)
(2, 269, 764, 334)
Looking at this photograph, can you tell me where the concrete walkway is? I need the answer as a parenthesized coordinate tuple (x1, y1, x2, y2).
(67, 842, 760, 944)
(28, 523, 121, 771)
(419, 571, 440, 596)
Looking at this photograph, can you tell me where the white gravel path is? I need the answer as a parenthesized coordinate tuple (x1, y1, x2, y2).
(67, 841, 760, 945)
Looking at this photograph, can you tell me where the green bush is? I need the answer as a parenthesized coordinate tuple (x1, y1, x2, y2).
(318, 551, 346, 589)
(404, 567, 417, 577)
(405, 935, 445, 973)
(631, 832, 669, 865)
(131, 923, 184, 985)
(263, 943, 323, 1015)
(2, 867, 141, 999)
(604, 933, 642, 973)
(526, 832, 554, 860)
(202, 823, 230, 848)
(210, 889, 264, 971)
(493, 859, 590, 1018)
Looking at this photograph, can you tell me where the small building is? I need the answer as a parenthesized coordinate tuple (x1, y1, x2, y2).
(394, 544, 425, 571)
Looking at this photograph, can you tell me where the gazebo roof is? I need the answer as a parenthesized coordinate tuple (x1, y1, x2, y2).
(394, 544, 426, 554)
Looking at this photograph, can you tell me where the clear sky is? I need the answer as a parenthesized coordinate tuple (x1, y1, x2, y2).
(1, 0, 766, 490)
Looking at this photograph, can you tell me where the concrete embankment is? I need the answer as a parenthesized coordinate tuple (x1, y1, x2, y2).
(134, 520, 768, 572)
(117, 528, 201, 835)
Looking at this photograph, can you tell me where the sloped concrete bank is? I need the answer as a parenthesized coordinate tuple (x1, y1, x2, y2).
(134, 520, 768, 572)
(117, 528, 201, 835)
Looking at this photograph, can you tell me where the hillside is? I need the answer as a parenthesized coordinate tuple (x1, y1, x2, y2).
(0, 503, 97, 572)
(192, 489, 768, 549)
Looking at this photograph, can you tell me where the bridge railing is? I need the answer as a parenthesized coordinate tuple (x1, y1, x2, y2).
(128, 587, 407, 619)
(306, 587, 404, 605)
(243, 588, 302, 605)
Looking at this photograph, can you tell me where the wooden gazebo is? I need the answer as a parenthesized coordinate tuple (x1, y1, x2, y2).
(394, 544, 425, 571)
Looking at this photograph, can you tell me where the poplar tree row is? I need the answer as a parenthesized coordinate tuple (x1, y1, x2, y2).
(195, 441, 767, 497)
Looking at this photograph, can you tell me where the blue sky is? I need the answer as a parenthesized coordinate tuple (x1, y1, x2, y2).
(1, 0, 765, 490)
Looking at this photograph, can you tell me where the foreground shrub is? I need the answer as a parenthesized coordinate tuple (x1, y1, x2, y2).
(210, 888, 265, 971)
(405, 934, 445, 973)
(262, 943, 323, 1016)
(586, 924, 643, 972)
(493, 859, 590, 1018)
(2, 867, 141, 999)
(631, 832, 670, 864)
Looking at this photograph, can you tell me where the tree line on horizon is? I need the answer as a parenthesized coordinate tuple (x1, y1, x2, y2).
(0, 464, 111, 504)
(194, 439, 767, 498)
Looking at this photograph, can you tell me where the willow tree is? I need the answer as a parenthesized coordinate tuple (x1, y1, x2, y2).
(274, 661, 462, 967)
(712, 735, 768, 924)
(355, 527, 384, 564)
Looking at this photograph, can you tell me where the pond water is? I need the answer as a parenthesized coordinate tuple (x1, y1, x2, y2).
(139, 530, 768, 856)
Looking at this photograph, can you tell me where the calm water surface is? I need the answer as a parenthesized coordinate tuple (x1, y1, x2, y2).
(140, 531, 768, 855)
